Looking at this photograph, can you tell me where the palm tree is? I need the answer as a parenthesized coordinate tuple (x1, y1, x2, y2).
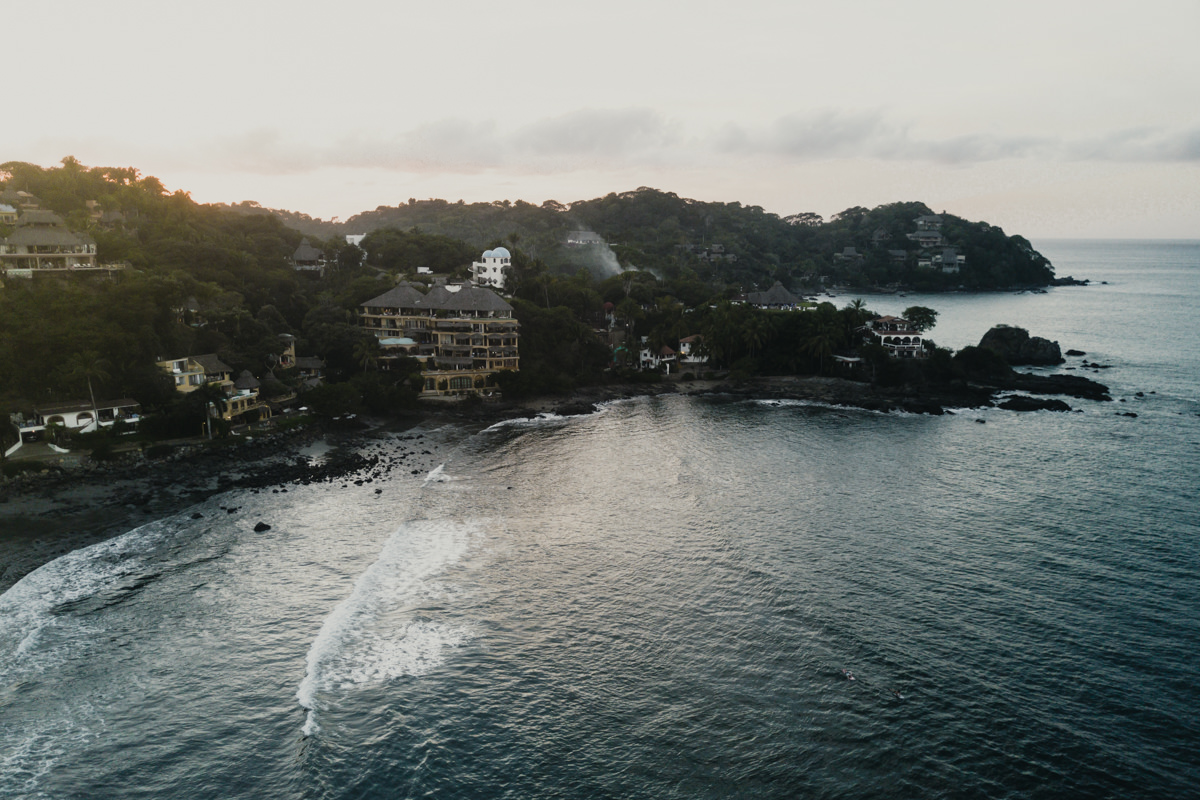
(194, 382, 227, 439)
(803, 322, 844, 375)
(354, 336, 381, 373)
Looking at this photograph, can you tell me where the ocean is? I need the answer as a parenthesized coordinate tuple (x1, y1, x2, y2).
(2, 240, 1198, 799)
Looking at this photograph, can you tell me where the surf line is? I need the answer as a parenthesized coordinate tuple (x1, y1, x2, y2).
(296, 516, 473, 737)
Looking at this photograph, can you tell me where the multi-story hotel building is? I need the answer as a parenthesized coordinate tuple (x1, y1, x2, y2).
(360, 282, 519, 395)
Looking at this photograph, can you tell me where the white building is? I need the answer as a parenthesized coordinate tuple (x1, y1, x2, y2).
(471, 247, 511, 291)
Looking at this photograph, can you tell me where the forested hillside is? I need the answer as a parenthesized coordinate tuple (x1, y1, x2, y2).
(2, 158, 1054, 432)
(233, 189, 1054, 292)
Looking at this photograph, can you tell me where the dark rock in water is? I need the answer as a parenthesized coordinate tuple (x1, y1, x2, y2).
(979, 325, 1064, 365)
(1066, 349, 1086, 357)
(1118, 412, 1138, 418)
(998, 395, 1072, 412)
(900, 398, 945, 415)
(191, 512, 203, 519)
(374, 488, 382, 494)
(1005, 372, 1111, 402)
(254, 522, 271, 532)
(1135, 391, 1145, 397)
(226, 507, 238, 514)
(552, 401, 599, 417)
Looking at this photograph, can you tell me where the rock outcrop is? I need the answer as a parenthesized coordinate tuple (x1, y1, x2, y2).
(978, 325, 1064, 366)
(997, 395, 1072, 412)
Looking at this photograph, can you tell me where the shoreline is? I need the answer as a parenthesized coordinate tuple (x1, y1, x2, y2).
(0, 371, 1110, 592)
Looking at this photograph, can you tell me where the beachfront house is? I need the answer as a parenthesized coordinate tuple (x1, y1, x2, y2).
(639, 338, 677, 372)
(359, 281, 519, 396)
(14, 398, 141, 441)
(678, 334, 707, 367)
(861, 315, 927, 358)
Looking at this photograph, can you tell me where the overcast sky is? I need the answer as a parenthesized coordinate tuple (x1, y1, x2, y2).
(6, 1, 1198, 238)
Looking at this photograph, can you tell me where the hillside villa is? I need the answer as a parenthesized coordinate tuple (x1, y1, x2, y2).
(861, 315, 927, 358)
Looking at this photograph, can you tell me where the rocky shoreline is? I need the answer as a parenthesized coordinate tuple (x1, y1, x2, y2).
(0, 422, 448, 592)
(0, 369, 1113, 593)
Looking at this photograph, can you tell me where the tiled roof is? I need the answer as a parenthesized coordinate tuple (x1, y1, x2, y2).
(362, 283, 513, 315)
(192, 353, 233, 375)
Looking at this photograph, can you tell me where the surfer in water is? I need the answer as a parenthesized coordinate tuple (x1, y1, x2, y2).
(841, 669, 855, 680)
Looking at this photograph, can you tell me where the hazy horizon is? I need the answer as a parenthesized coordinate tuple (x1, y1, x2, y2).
(5, 1, 1198, 240)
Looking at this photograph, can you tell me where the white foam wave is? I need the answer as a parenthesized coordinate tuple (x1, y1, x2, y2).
(0, 699, 107, 796)
(297, 519, 474, 736)
(423, 464, 453, 484)
(482, 407, 609, 433)
(749, 397, 921, 417)
(0, 520, 173, 677)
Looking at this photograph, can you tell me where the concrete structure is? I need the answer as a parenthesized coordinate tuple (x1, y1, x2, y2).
(155, 353, 270, 421)
(934, 248, 965, 274)
(14, 398, 141, 441)
(565, 230, 604, 246)
(639, 338, 677, 372)
(360, 281, 519, 396)
(0, 210, 99, 274)
(470, 247, 511, 290)
(678, 334, 707, 367)
(862, 315, 926, 358)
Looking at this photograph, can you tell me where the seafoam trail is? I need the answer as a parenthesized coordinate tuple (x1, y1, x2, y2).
(296, 517, 475, 736)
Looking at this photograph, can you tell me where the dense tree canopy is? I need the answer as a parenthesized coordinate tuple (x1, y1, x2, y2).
(1, 158, 1045, 424)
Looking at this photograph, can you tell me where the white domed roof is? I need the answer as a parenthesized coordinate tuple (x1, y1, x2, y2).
(490, 246, 511, 258)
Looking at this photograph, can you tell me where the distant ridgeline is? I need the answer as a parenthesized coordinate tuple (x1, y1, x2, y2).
(224, 191, 1054, 292)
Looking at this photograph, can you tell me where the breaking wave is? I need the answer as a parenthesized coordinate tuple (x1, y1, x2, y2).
(296, 518, 475, 737)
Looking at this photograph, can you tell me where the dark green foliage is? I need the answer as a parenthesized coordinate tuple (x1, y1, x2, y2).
(953, 345, 1014, 379)
(302, 382, 362, 417)
(360, 228, 476, 276)
(0, 159, 1049, 425)
(500, 299, 612, 397)
(902, 306, 939, 332)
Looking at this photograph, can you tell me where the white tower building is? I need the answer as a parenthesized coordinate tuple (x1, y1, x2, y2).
(471, 247, 511, 290)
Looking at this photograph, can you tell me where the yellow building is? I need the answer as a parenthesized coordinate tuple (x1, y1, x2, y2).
(155, 354, 271, 422)
(360, 282, 519, 396)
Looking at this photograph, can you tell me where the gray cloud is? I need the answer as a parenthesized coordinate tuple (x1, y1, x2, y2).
(190, 109, 1200, 176)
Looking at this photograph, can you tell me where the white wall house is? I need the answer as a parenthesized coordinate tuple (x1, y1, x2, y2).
(471, 247, 511, 291)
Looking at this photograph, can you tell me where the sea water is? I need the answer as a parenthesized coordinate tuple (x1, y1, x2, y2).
(1, 240, 1198, 799)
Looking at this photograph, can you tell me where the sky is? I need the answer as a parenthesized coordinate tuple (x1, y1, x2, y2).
(5, 0, 1198, 239)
